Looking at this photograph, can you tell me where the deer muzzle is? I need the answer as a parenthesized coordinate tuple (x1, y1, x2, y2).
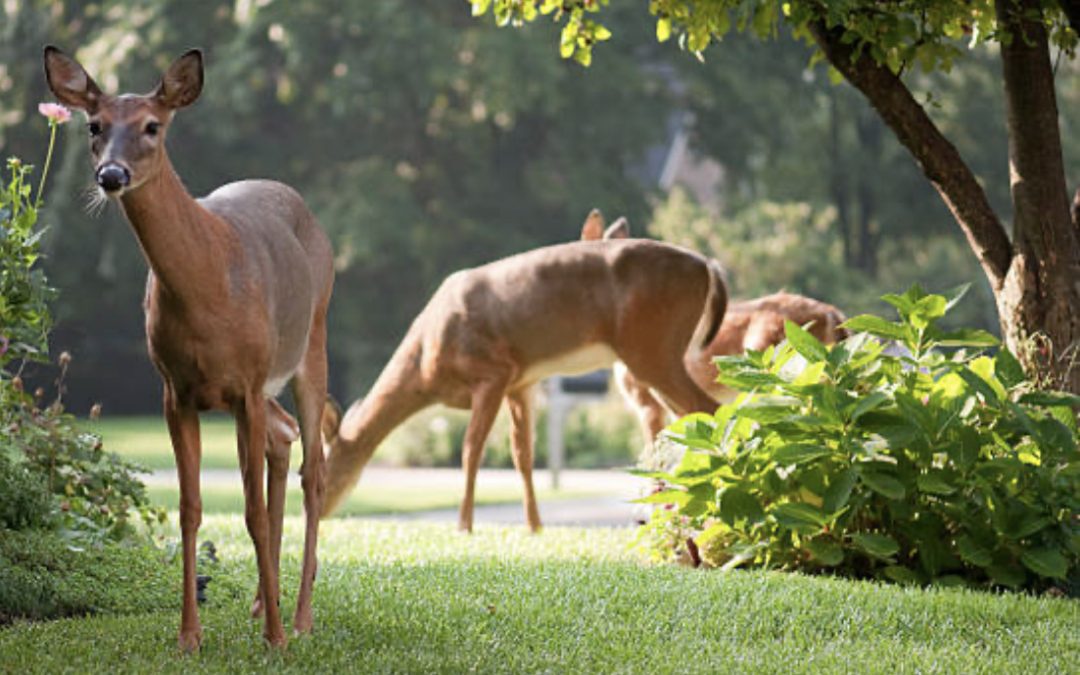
(96, 163, 131, 194)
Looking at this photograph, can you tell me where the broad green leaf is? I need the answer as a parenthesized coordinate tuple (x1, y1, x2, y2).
(841, 315, 907, 341)
(719, 487, 765, 527)
(969, 356, 1007, 400)
(955, 535, 992, 567)
(916, 471, 956, 496)
(784, 320, 828, 362)
(994, 348, 1026, 389)
(883, 565, 923, 585)
(858, 469, 906, 500)
(1018, 390, 1080, 407)
(987, 563, 1026, 588)
(632, 489, 692, 507)
(772, 443, 832, 466)
(935, 328, 999, 348)
(850, 391, 889, 422)
(1020, 548, 1069, 580)
(823, 469, 858, 514)
(771, 502, 828, 533)
(852, 533, 900, 559)
(806, 537, 844, 566)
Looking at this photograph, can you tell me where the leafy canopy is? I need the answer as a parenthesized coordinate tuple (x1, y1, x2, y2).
(472, 0, 1077, 73)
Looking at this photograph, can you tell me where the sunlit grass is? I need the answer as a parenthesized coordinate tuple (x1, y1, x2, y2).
(1, 517, 1076, 673)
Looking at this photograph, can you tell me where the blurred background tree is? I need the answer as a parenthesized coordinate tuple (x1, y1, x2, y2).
(4, 0, 1072, 412)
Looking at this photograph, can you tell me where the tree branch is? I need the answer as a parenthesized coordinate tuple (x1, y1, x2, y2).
(808, 21, 1013, 291)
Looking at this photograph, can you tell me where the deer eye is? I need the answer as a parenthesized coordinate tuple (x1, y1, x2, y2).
(145, 121, 160, 136)
(87, 121, 102, 136)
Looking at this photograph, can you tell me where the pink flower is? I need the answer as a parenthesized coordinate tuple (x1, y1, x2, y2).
(38, 102, 71, 124)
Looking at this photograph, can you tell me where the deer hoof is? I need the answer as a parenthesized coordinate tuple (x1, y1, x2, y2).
(178, 629, 203, 654)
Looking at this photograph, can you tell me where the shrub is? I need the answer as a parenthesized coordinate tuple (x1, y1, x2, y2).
(636, 285, 1079, 592)
(0, 529, 177, 624)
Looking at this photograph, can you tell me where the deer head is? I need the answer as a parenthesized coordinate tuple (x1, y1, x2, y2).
(43, 46, 203, 196)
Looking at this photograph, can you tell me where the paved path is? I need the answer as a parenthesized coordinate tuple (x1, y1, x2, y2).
(145, 466, 652, 527)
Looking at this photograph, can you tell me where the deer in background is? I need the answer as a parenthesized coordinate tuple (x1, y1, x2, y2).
(580, 212, 847, 450)
(44, 47, 334, 651)
(320, 214, 727, 532)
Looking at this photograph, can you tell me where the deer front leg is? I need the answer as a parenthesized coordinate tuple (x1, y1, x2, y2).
(459, 379, 508, 533)
(251, 399, 295, 619)
(506, 387, 542, 532)
(236, 393, 286, 648)
(290, 327, 328, 635)
(164, 386, 203, 653)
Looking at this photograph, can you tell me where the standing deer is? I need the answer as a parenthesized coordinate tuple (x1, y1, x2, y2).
(320, 221, 727, 532)
(44, 47, 334, 650)
(581, 211, 847, 449)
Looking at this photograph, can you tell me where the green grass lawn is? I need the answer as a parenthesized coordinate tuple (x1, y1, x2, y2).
(1, 517, 1077, 673)
(83, 415, 249, 471)
(145, 483, 596, 517)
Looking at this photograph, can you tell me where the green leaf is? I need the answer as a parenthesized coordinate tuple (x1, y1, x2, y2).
(771, 502, 828, 533)
(823, 469, 858, 514)
(935, 328, 999, 348)
(994, 348, 1026, 389)
(1018, 390, 1080, 407)
(841, 314, 907, 341)
(883, 565, 923, 585)
(1020, 548, 1069, 580)
(987, 563, 1027, 588)
(632, 489, 692, 507)
(784, 320, 828, 362)
(719, 487, 765, 527)
(858, 469, 906, 500)
(850, 391, 889, 422)
(852, 533, 900, 559)
(806, 537, 844, 566)
(772, 443, 832, 466)
(916, 471, 955, 496)
(656, 17, 671, 42)
(955, 535, 992, 568)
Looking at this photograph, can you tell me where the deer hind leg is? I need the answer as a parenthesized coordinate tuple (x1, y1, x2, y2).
(289, 317, 328, 636)
(251, 399, 297, 620)
(164, 386, 203, 653)
(506, 387, 541, 533)
(613, 361, 669, 455)
(236, 392, 286, 648)
(459, 374, 510, 533)
(619, 350, 718, 421)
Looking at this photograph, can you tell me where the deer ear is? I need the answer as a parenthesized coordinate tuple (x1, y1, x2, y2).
(604, 217, 631, 240)
(155, 49, 203, 109)
(43, 46, 102, 113)
(580, 209, 605, 241)
(321, 398, 343, 440)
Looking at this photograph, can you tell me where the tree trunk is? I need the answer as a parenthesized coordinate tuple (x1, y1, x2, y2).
(810, 14, 1080, 393)
(995, 0, 1080, 392)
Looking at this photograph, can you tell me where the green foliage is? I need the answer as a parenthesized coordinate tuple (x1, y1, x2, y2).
(0, 444, 53, 531)
(636, 285, 1079, 592)
(0, 157, 54, 370)
(2, 375, 167, 542)
(473, 0, 1076, 71)
(0, 528, 176, 624)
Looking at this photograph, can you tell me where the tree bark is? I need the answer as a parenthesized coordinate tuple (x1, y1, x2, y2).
(995, 0, 1080, 391)
(808, 22, 1013, 292)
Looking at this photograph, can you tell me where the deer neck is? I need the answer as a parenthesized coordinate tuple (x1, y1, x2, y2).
(119, 157, 233, 303)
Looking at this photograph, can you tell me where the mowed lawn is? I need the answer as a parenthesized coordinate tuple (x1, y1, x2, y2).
(83, 416, 608, 517)
(1, 518, 1077, 673)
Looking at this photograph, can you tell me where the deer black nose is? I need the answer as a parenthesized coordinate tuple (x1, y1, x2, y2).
(96, 164, 130, 193)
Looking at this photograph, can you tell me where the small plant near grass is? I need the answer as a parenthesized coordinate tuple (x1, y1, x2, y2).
(1, 103, 170, 623)
(635, 284, 1079, 592)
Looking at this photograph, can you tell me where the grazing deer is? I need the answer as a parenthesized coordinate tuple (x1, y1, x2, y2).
(44, 47, 334, 651)
(581, 213, 847, 449)
(320, 215, 727, 532)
